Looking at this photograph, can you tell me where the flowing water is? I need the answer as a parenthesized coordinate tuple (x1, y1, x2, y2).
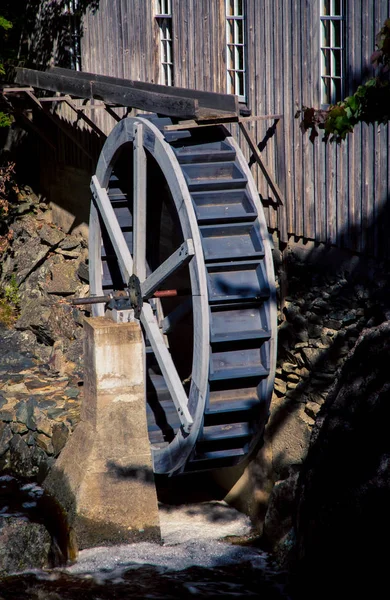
(0, 475, 293, 599)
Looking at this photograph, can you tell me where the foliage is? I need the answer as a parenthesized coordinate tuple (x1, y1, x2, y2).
(4, 274, 20, 306)
(296, 19, 390, 143)
(0, 162, 17, 254)
(0, 163, 19, 326)
(0, 14, 13, 126)
(0, 297, 17, 327)
(0, 274, 19, 326)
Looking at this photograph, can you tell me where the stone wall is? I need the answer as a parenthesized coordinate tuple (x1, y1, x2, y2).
(0, 187, 88, 481)
(249, 237, 390, 556)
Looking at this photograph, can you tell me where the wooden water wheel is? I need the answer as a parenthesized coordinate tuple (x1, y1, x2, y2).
(89, 115, 277, 476)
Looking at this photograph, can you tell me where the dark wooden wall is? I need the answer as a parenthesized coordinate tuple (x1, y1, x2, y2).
(77, 0, 390, 258)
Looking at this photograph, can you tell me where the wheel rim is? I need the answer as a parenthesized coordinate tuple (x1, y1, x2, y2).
(89, 116, 276, 475)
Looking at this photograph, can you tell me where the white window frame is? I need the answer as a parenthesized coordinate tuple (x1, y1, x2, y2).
(225, 0, 247, 102)
(320, 0, 344, 107)
(155, 0, 174, 86)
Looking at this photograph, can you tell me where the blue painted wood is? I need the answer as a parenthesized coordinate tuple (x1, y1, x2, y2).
(191, 189, 257, 223)
(182, 162, 247, 191)
(206, 260, 270, 303)
(210, 304, 270, 343)
(173, 141, 236, 164)
(199, 222, 265, 261)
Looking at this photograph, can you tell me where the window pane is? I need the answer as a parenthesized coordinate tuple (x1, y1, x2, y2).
(333, 49, 341, 76)
(237, 71, 244, 97)
(332, 20, 341, 47)
(322, 48, 330, 75)
(322, 20, 331, 47)
(227, 20, 235, 44)
(322, 0, 330, 16)
(334, 78, 341, 101)
(236, 19, 243, 44)
(227, 0, 235, 17)
(227, 45, 235, 69)
(322, 77, 331, 104)
(237, 0, 243, 16)
(332, 0, 341, 16)
(227, 70, 235, 94)
(236, 46, 244, 70)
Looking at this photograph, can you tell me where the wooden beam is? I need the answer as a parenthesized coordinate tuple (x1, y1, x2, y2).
(239, 121, 286, 207)
(240, 114, 283, 122)
(141, 239, 195, 300)
(14, 68, 199, 120)
(50, 66, 239, 114)
(90, 175, 133, 282)
(141, 303, 193, 433)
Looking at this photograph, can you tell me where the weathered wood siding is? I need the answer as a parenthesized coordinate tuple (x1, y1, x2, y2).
(78, 0, 390, 258)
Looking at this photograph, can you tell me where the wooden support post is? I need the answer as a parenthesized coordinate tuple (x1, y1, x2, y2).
(238, 121, 286, 208)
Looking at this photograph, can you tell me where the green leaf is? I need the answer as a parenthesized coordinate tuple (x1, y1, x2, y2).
(0, 16, 12, 31)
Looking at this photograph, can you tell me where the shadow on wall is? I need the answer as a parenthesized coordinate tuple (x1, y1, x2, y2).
(13, 0, 101, 70)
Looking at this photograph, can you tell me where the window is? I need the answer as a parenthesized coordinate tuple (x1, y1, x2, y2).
(226, 0, 246, 102)
(320, 0, 344, 106)
(155, 0, 174, 86)
(64, 0, 82, 71)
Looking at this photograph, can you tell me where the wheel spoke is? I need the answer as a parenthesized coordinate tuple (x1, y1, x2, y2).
(91, 175, 133, 282)
(141, 239, 194, 300)
(141, 303, 193, 433)
(133, 123, 147, 281)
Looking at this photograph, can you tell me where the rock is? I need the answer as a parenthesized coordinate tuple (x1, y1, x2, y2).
(52, 422, 70, 457)
(263, 471, 300, 553)
(0, 517, 51, 575)
(36, 433, 54, 455)
(38, 223, 66, 247)
(11, 238, 52, 286)
(300, 347, 324, 369)
(45, 262, 82, 295)
(0, 424, 13, 457)
(293, 321, 390, 596)
(77, 261, 89, 283)
(15, 398, 37, 431)
(16, 298, 79, 346)
(9, 434, 32, 477)
(59, 235, 82, 251)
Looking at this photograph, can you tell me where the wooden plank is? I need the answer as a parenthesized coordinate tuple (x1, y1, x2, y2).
(141, 239, 195, 299)
(90, 175, 133, 283)
(337, 138, 349, 250)
(239, 121, 285, 206)
(49, 66, 239, 113)
(14, 68, 200, 120)
(280, 0, 293, 236)
(292, 0, 303, 238)
(327, 143, 337, 246)
(141, 303, 193, 433)
(240, 114, 283, 122)
(133, 123, 147, 281)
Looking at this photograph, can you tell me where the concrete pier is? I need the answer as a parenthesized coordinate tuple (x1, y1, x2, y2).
(44, 317, 161, 550)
